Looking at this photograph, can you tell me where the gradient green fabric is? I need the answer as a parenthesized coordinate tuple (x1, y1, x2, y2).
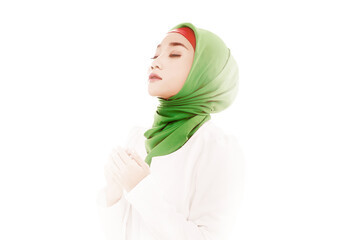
(143, 22, 239, 166)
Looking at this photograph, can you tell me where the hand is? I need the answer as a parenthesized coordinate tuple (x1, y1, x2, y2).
(109, 145, 151, 193)
(104, 153, 125, 206)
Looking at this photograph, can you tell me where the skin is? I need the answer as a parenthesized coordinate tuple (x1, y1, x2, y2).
(104, 147, 150, 207)
(147, 32, 195, 100)
(104, 33, 195, 207)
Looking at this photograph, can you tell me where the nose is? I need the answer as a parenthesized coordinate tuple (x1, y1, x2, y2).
(150, 58, 161, 70)
(150, 64, 159, 70)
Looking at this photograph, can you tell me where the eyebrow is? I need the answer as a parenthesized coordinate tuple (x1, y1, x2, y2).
(157, 42, 189, 50)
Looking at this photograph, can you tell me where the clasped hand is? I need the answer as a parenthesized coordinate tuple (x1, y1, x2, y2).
(104, 146, 150, 193)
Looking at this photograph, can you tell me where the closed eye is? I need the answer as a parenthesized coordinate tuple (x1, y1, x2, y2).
(150, 54, 181, 59)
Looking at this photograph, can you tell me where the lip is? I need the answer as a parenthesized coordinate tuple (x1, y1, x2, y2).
(149, 78, 161, 83)
(149, 72, 162, 81)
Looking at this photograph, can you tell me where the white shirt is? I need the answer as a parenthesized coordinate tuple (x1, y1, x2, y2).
(96, 120, 245, 240)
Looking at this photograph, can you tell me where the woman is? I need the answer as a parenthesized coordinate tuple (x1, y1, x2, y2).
(97, 22, 245, 240)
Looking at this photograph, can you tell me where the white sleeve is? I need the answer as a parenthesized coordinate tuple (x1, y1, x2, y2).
(123, 134, 245, 240)
(96, 187, 131, 240)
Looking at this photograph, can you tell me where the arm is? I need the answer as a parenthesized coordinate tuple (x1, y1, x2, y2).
(96, 125, 144, 240)
(123, 134, 245, 240)
(96, 187, 130, 240)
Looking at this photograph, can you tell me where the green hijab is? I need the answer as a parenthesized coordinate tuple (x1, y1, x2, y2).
(143, 22, 239, 166)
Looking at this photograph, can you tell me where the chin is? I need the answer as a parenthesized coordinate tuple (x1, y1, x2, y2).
(148, 88, 161, 98)
(148, 85, 173, 99)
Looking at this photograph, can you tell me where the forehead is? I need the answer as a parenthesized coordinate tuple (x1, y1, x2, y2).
(156, 33, 191, 50)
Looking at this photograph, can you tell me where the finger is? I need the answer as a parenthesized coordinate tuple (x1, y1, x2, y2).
(106, 152, 126, 186)
(112, 146, 127, 165)
(115, 145, 132, 165)
(125, 148, 141, 167)
(125, 148, 131, 155)
(131, 150, 149, 169)
(129, 150, 144, 168)
(107, 151, 121, 173)
(112, 146, 128, 165)
(105, 163, 123, 187)
(110, 152, 126, 174)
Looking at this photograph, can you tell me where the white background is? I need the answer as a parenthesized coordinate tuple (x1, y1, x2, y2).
(0, 0, 359, 239)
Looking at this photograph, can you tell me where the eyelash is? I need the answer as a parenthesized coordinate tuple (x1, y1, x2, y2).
(150, 54, 181, 59)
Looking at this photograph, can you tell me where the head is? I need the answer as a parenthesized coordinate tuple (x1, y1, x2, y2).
(147, 31, 195, 100)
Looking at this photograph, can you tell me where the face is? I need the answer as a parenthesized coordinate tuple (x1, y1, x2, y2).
(147, 32, 195, 100)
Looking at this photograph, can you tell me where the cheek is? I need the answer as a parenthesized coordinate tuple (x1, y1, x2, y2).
(168, 60, 191, 82)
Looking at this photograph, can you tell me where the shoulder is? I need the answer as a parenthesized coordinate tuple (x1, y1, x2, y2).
(196, 122, 245, 192)
(197, 121, 244, 166)
(199, 121, 240, 147)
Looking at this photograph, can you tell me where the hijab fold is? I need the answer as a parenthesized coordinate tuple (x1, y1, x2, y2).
(144, 22, 239, 166)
